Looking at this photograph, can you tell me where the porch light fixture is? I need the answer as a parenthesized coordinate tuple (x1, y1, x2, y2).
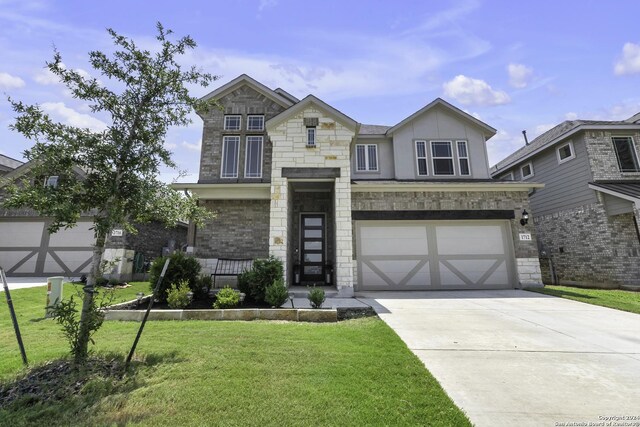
(520, 209, 529, 226)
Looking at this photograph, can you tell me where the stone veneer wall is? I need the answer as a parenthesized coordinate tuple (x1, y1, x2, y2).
(351, 190, 542, 287)
(195, 199, 270, 259)
(584, 130, 640, 181)
(534, 201, 640, 287)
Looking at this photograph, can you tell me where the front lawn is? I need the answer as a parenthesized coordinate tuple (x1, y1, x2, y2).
(527, 285, 640, 314)
(0, 284, 469, 426)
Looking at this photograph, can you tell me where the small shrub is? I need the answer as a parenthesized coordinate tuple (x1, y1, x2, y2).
(166, 280, 192, 309)
(194, 274, 213, 299)
(213, 286, 240, 309)
(149, 252, 201, 302)
(108, 278, 120, 287)
(246, 256, 283, 304)
(265, 279, 289, 308)
(237, 269, 254, 296)
(308, 286, 325, 309)
(95, 277, 109, 287)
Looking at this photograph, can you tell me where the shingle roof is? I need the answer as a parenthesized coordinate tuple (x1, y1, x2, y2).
(589, 180, 640, 199)
(359, 124, 391, 135)
(0, 154, 24, 171)
(492, 118, 640, 173)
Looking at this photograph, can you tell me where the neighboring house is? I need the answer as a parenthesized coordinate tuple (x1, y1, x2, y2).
(0, 157, 186, 278)
(173, 75, 543, 296)
(491, 115, 640, 289)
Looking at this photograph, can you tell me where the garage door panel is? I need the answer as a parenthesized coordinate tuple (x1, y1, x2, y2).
(361, 226, 428, 256)
(49, 222, 95, 247)
(443, 259, 504, 284)
(436, 225, 504, 255)
(0, 222, 44, 247)
(0, 251, 36, 272)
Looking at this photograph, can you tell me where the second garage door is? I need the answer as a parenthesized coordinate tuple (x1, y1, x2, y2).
(355, 220, 515, 291)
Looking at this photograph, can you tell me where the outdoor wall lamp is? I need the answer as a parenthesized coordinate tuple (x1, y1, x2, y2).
(520, 209, 529, 226)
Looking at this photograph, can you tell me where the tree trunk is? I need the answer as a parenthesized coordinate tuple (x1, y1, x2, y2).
(74, 230, 106, 365)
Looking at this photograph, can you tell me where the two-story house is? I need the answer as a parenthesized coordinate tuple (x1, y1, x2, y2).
(174, 75, 543, 296)
(491, 115, 640, 290)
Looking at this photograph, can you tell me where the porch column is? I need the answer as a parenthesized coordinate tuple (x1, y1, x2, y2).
(269, 174, 289, 282)
(334, 176, 354, 296)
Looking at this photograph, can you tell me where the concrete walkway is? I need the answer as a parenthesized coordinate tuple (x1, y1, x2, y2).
(0, 277, 52, 291)
(358, 290, 640, 427)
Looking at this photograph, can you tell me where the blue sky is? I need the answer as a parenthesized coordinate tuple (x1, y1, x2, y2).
(1, 0, 640, 181)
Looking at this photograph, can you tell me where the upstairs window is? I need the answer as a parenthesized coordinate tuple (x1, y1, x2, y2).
(557, 141, 575, 164)
(356, 144, 378, 171)
(431, 141, 454, 175)
(45, 176, 59, 188)
(221, 136, 240, 178)
(415, 141, 428, 176)
(245, 136, 263, 178)
(247, 115, 264, 131)
(500, 171, 515, 181)
(306, 127, 316, 147)
(224, 115, 241, 131)
(457, 141, 470, 176)
(612, 136, 640, 172)
(521, 162, 534, 179)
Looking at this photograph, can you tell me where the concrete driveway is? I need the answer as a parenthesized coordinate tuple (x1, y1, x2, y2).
(358, 290, 640, 427)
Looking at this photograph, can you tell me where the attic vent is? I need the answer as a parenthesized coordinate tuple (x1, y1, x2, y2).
(304, 118, 319, 127)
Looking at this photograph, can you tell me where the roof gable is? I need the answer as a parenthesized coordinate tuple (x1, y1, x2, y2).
(386, 98, 496, 138)
(199, 74, 294, 109)
(1, 159, 86, 187)
(266, 95, 358, 131)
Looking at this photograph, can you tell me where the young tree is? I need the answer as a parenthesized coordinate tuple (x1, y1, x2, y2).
(3, 23, 216, 364)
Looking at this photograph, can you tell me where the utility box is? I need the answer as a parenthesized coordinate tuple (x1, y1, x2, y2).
(45, 276, 64, 318)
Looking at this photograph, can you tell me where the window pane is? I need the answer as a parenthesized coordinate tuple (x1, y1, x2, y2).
(222, 137, 239, 177)
(305, 229, 322, 238)
(224, 115, 241, 130)
(304, 217, 322, 226)
(304, 241, 322, 250)
(613, 137, 640, 172)
(457, 141, 468, 157)
(559, 144, 572, 160)
(416, 141, 426, 158)
(247, 115, 264, 131)
(459, 158, 470, 175)
(307, 127, 316, 145)
(304, 266, 322, 275)
(416, 141, 427, 175)
(417, 159, 428, 175)
(356, 145, 366, 171)
(304, 253, 322, 263)
(368, 145, 378, 170)
(522, 164, 532, 177)
(245, 136, 263, 178)
(434, 159, 454, 175)
(432, 141, 451, 157)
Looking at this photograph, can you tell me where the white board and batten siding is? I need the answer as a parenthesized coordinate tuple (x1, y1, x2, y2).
(356, 220, 516, 290)
(0, 220, 95, 276)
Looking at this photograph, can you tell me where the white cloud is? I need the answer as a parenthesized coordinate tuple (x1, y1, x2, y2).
(40, 102, 107, 132)
(442, 75, 510, 106)
(486, 129, 527, 167)
(164, 142, 178, 150)
(182, 140, 201, 152)
(34, 62, 94, 86)
(0, 71, 25, 89)
(533, 123, 555, 137)
(564, 112, 578, 120)
(614, 42, 640, 75)
(507, 63, 533, 88)
(258, 0, 278, 11)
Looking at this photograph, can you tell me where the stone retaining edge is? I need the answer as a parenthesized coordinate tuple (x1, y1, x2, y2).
(104, 307, 338, 322)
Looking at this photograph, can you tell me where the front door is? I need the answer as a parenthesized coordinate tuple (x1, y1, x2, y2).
(301, 214, 325, 284)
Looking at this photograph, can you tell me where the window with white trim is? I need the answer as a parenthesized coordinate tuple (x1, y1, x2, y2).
(223, 115, 241, 131)
(306, 127, 316, 146)
(457, 140, 470, 176)
(612, 136, 640, 172)
(244, 136, 263, 178)
(415, 141, 428, 176)
(431, 141, 454, 175)
(556, 141, 575, 164)
(521, 162, 534, 179)
(499, 171, 515, 181)
(45, 176, 59, 188)
(355, 144, 378, 171)
(247, 115, 264, 131)
(221, 136, 240, 178)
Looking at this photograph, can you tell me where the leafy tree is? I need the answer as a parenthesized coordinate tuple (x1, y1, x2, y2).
(2, 23, 216, 364)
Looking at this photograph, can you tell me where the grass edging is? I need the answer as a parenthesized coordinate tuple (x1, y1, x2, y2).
(104, 306, 338, 322)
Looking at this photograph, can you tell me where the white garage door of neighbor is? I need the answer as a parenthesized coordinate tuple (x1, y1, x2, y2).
(0, 220, 94, 276)
(356, 220, 515, 290)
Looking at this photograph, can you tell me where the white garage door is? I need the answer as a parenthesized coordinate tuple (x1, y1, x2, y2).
(356, 220, 515, 290)
(0, 220, 94, 277)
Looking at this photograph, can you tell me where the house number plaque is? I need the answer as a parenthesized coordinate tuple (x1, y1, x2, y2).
(519, 233, 532, 241)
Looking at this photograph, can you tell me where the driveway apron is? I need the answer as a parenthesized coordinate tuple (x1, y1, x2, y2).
(359, 290, 640, 427)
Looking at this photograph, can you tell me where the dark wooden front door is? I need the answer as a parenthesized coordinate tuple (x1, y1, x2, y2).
(301, 214, 325, 284)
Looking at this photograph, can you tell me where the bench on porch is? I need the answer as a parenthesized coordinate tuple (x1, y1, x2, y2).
(210, 258, 253, 289)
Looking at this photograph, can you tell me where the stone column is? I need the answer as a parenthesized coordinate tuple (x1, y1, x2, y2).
(334, 176, 354, 296)
(269, 174, 289, 282)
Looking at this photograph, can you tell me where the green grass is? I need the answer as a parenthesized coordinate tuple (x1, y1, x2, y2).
(527, 285, 640, 314)
(0, 284, 469, 426)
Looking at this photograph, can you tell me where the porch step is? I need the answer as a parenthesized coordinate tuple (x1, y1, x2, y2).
(287, 286, 339, 298)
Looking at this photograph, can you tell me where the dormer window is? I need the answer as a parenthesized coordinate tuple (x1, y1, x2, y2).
(45, 176, 59, 188)
(612, 136, 640, 172)
(224, 115, 241, 131)
(306, 127, 316, 147)
(247, 115, 264, 131)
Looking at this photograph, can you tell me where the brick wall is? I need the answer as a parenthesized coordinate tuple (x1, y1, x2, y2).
(584, 130, 640, 181)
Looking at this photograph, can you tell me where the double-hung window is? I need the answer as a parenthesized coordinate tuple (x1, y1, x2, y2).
(415, 141, 428, 175)
(612, 136, 640, 172)
(224, 115, 241, 131)
(306, 127, 316, 146)
(431, 141, 454, 175)
(221, 136, 240, 178)
(245, 136, 263, 178)
(355, 144, 378, 171)
(457, 141, 470, 175)
(247, 115, 264, 131)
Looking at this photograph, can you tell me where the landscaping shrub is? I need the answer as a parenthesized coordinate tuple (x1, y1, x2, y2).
(194, 274, 213, 299)
(265, 278, 289, 308)
(308, 286, 325, 309)
(149, 251, 201, 302)
(95, 277, 109, 287)
(237, 269, 255, 296)
(243, 256, 283, 304)
(213, 286, 240, 309)
(166, 280, 192, 309)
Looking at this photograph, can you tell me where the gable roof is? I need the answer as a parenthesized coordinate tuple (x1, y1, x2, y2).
(0, 154, 24, 171)
(274, 87, 299, 104)
(491, 118, 640, 174)
(266, 94, 358, 131)
(199, 74, 295, 109)
(386, 98, 496, 139)
(359, 124, 392, 136)
(1, 159, 86, 187)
